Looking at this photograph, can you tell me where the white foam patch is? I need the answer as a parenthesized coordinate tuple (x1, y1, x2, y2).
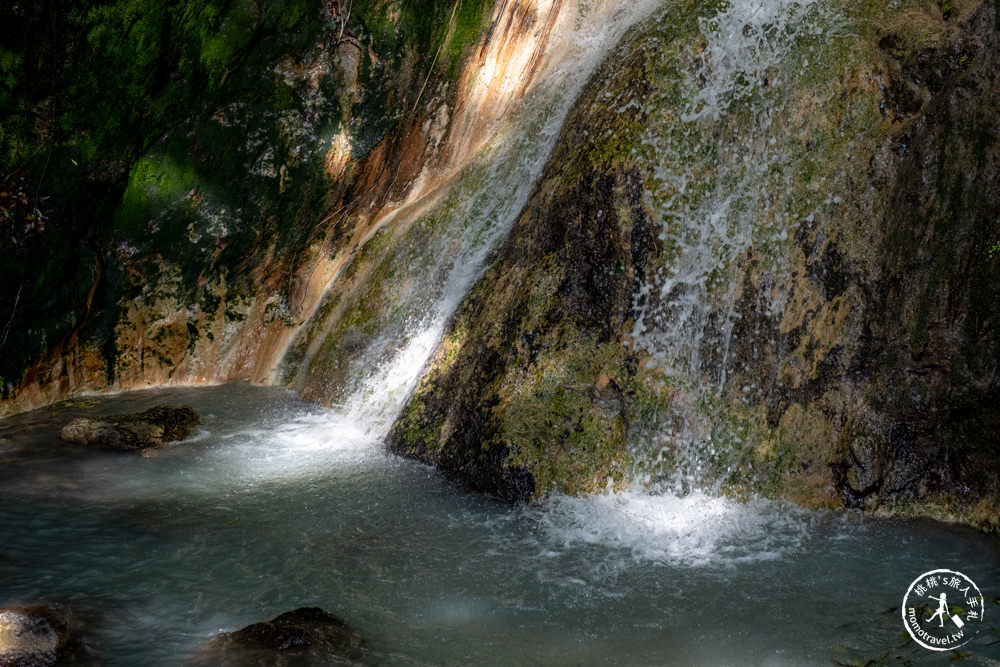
(270, 411, 371, 452)
(538, 490, 812, 567)
(13, 403, 387, 504)
(213, 409, 380, 481)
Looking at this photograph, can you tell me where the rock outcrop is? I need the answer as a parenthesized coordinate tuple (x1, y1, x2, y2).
(59, 405, 200, 450)
(196, 607, 367, 665)
(392, 0, 1000, 527)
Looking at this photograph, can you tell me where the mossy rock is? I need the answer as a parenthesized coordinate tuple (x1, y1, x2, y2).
(391, 0, 1000, 527)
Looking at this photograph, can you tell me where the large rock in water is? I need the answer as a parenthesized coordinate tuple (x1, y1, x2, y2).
(391, 0, 1000, 528)
(196, 607, 367, 666)
(0, 605, 75, 667)
(59, 405, 200, 450)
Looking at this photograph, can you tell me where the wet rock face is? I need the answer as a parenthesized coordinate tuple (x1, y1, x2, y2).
(59, 405, 200, 450)
(0, 605, 75, 667)
(389, 42, 657, 500)
(0, 0, 495, 417)
(394, 0, 1000, 525)
(749, 0, 1000, 526)
(197, 607, 366, 666)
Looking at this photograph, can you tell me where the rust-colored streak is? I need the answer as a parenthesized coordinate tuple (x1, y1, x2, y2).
(0, 0, 583, 417)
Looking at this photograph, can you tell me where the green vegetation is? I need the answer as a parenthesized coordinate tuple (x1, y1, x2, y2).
(354, 0, 492, 80)
(0, 0, 326, 392)
(0, 0, 495, 403)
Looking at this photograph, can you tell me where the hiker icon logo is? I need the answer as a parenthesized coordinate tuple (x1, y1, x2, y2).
(902, 569, 984, 651)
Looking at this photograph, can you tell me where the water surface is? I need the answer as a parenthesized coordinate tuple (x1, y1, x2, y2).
(0, 383, 997, 665)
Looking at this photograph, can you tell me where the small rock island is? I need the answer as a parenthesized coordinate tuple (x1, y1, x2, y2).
(59, 405, 201, 451)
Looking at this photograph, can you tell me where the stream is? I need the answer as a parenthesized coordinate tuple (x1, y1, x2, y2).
(1, 382, 997, 665)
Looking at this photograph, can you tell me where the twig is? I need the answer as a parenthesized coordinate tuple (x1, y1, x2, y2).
(337, 0, 352, 44)
(411, 0, 460, 116)
(287, 193, 364, 291)
(33, 149, 51, 212)
(0, 282, 23, 351)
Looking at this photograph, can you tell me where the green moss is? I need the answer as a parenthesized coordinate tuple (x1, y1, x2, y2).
(441, 0, 492, 78)
(394, 396, 443, 457)
(482, 322, 631, 497)
(117, 155, 199, 230)
(359, 228, 391, 261)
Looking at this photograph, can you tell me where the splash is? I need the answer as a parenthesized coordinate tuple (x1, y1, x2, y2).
(537, 490, 813, 568)
(628, 0, 840, 490)
(683, 0, 831, 122)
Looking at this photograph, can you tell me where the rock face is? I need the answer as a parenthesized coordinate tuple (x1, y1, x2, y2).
(0, 0, 496, 417)
(0, 605, 75, 667)
(392, 0, 1000, 527)
(389, 41, 657, 500)
(197, 607, 366, 665)
(59, 405, 200, 450)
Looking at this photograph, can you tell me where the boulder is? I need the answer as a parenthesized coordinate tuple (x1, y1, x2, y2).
(390, 0, 1000, 527)
(0, 604, 74, 667)
(59, 405, 200, 451)
(197, 607, 367, 665)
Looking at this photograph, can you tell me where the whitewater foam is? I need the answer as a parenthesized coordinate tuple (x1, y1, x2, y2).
(537, 490, 813, 568)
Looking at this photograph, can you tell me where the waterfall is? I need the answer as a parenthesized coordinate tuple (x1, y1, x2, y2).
(626, 0, 844, 492)
(283, 0, 667, 436)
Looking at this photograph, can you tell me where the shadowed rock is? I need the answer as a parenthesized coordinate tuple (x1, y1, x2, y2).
(391, 0, 1000, 528)
(59, 405, 200, 451)
(196, 607, 368, 666)
(0, 604, 76, 667)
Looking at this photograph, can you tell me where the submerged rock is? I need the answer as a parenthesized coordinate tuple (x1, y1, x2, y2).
(197, 607, 367, 665)
(0, 604, 75, 667)
(59, 405, 200, 451)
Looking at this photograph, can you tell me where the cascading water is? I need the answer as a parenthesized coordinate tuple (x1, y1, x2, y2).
(1, 1, 998, 665)
(286, 0, 668, 435)
(628, 0, 845, 493)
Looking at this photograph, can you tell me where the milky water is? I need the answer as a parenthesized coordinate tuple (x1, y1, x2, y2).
(1, 2, 997, 665)
(1, 383, 997, 665)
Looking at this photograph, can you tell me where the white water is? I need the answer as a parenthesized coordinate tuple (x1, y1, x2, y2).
(541, 490, 812, 568)
(627, 0, 845, 490)
(631, 0, 836, 375)
(1, 384, 997, 665)
(295, 0, 667, 436)
(683, 0, 833, 122)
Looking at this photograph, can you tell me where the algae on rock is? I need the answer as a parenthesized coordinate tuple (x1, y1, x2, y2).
(0, 0, 494, 416)
(391, 0, 1000, 528)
